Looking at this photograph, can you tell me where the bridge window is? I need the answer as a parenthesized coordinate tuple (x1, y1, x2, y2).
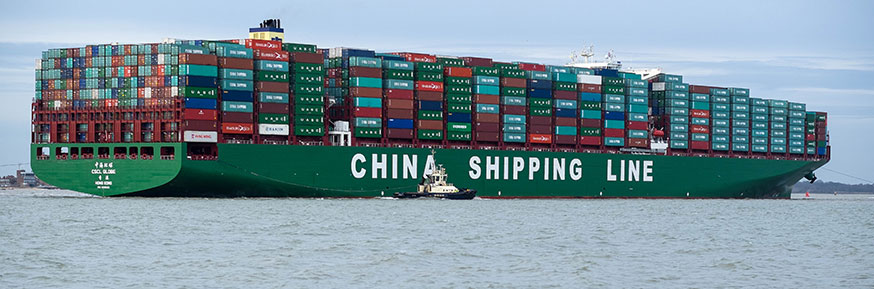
(141, 147, 154, 160)
(81, 147, 94, 159)
(36, 147, 50, 160)
(114, 147, 127, 159)
(55, 147, 69, 160)
(98, 147, 110, 159)
(128, 147, 139, 160)
(160, 146, 175, 160)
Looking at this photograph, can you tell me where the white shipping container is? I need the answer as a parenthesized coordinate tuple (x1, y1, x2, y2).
(651, 82, 666, 92)
(171, 87, 179, 97)
(35, 59, 42, 70)
(144, 87, 152, 99)
(259, 124, 290, 136)
(183, 131, 218, 143)
(576, 75, 602, 85)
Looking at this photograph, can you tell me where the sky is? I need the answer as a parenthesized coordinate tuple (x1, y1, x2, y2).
(0, 0, 872, 184)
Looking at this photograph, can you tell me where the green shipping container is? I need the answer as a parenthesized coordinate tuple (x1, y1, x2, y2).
(220, 69, 253, 80)
(180, 87, 217, 98)
(418, 130, 444, 140)
(178, 64, 217, 77)
(555, 126, 577, 135)
(580, 127, 601, 136)
(604, 119, 624, 129)
(350, 77, 382, 88)
(354, 127, 382, 138)
(447, 122, 471, 132)
(259, 113, 289, 124)
(296, 104, 324, 116)
(295, 126, 325, 137)
(222, 101, 253, 113)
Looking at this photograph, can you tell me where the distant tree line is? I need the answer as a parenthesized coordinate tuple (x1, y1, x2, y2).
(793, 181, 874, 194)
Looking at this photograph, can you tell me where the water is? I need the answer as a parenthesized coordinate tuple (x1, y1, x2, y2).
(1, 189, 873, 288)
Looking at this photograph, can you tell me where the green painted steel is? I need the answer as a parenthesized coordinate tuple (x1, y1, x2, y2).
(32, 143, 826, 198)
(222, 101, 253, 113)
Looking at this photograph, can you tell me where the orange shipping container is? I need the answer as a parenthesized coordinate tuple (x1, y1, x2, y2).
(529, 134, 553, 144)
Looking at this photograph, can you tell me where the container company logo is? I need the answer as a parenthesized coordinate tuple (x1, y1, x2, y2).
(417, 82, 442, 90)
(91, 161, 116, 189)
(351, 154, 654, 182)
(222, 124, 252, 133)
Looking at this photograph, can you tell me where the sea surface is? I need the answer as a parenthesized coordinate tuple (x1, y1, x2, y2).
(1, 189, 873, 289)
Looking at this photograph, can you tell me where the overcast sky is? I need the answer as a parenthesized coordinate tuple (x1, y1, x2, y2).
(0, 0, 871, 184)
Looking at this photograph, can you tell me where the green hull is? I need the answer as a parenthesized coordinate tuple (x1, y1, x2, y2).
(31, 143, 828, 198)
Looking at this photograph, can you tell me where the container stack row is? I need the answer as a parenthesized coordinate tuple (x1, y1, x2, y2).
(33, 38, 329, 146)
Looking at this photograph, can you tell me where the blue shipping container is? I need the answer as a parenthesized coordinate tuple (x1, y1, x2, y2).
(387, 118, 414, 129)
(528, 88, 552, 99)
(184, 98, 217, 110)
(447, 112, 472, 123)
(604, 111, 625, 120)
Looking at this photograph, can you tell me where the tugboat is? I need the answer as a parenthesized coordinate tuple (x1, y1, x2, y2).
(393, 157, 477, 200)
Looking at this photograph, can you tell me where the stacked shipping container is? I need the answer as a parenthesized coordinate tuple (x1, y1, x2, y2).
(32, 31, 827, 162)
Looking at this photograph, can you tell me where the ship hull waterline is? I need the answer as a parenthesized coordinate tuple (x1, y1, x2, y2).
(31, 143, 828, 199)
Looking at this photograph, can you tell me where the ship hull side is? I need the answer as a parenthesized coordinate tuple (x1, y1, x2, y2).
(124, 144, 825, 198)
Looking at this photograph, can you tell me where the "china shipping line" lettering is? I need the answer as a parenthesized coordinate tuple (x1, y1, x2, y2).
(350, 154, 653, 182)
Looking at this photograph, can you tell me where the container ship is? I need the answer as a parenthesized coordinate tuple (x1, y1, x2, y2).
(30, 20, 830, 198)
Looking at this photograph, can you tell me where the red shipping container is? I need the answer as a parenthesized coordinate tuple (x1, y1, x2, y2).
(386, 128, 414, 139)
(503, 105, 527, 115)
(628, 138, 649, 148)
(529, 116, 553, 126)
(475, 122, 500, 132)
(500, 78, 526, 88)
(179, 54, 217, 65)
(353, 107, 382, 118)
(604, 128, 624, 138)
(580, 136, 602, 146)
(415, 81, 443, 92)
(396, 52, 436, 63)
(386, 108, 414, 119)
(476, 132, 500, 142)
(555, 135, 576, 145)
(626, 121, 647, 130)
(255, 81, 289, 93)
(350, 87, 382, 98)
(183, 109, 217, 121)
(475, 113, 500, 123)
(691, 141, 710, 150)
(416, 91, 443, 101)
(578, 84, 601, 93)
(517, 63, 546, 71)
(290, 52, 322, 64)
(690, 109, 710, 118)
(806, 134, 815, 141)
(690, 125, 709, 134)
(529, 134, 552, 143)
(222, 112, 254, 123)
(461, 57, 493, 67)
(418, 120, 443, 130)
(240, 39, 282, 51)
(259, 103, 289, 114)
(350, 67, 382, 78)
(444, 67, 472, 78)
(254, 50, 289, 62)
(221, 123, 254, 134)
(555, 117, 576, 127)
(218, 57, 253, 70)
(553, 90, 576, 100)
(386, 99, 414, 110)
(529, 125, 552, 134)
(385, 89, 414, 100)
(688, 85, 713, 94)
(475, 94, 500, 104)
(182, 120, 217, 131)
